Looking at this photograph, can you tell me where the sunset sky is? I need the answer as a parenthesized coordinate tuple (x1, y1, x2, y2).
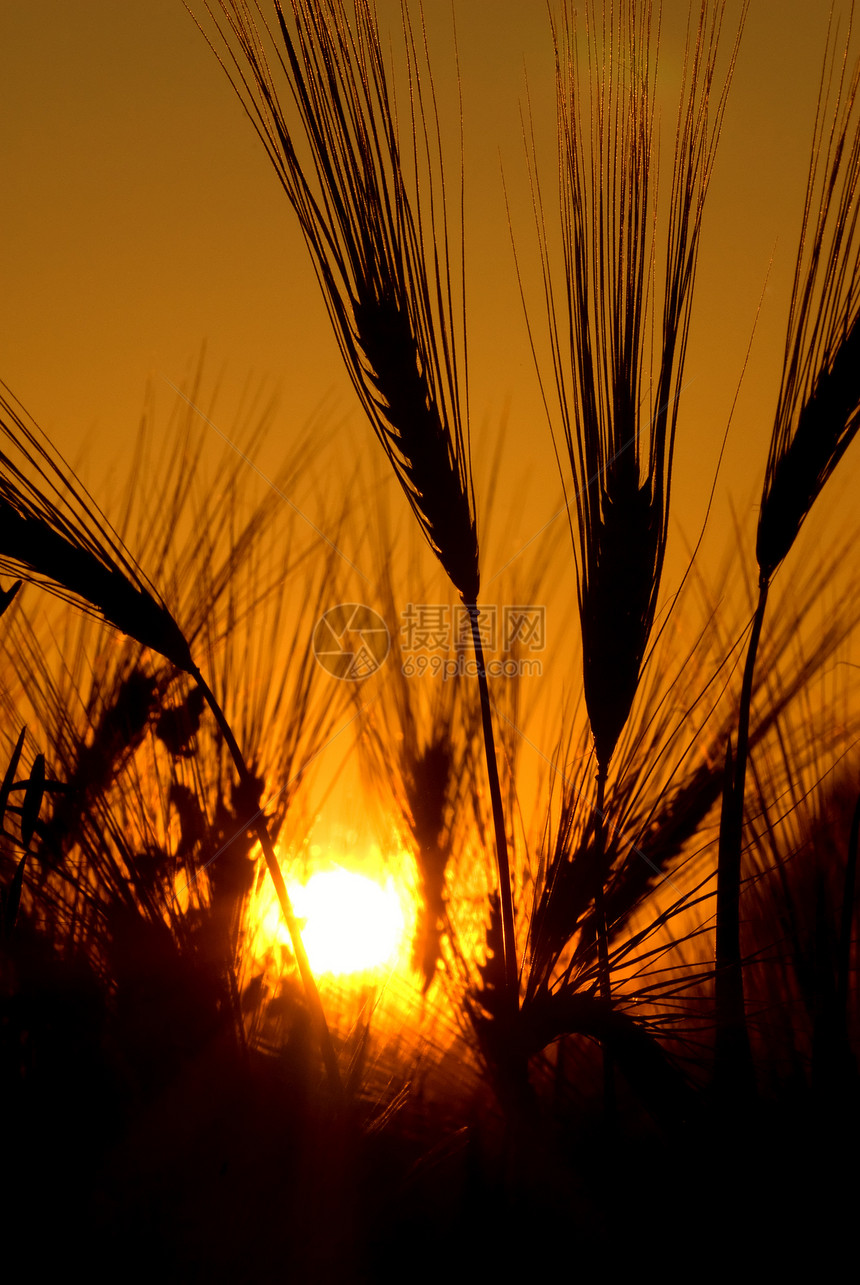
(3, 1, 858, 701)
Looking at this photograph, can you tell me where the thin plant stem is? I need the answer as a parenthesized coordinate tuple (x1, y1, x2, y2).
(190, 664, 343, 1097)
(714, 576, 769, 1100)
(593, 759, 616, 1122)
(466, 601, 518, 1008)
(837, 790, 860, 1024)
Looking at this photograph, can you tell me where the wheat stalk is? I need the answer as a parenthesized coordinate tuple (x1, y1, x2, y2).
(198, 0, 520, 1006)
(715, 7, 860, 1104)
(524, 0, 744, 1109)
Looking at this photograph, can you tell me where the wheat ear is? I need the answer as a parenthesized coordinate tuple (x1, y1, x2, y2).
(715, 10, 860, 1105)
(526, 0, 744, 1109)
(200, 0, 519, 1004)
(541, 0, 744, 769)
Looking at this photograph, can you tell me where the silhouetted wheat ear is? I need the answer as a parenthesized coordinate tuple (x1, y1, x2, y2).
(538, 0, 746, 770)
(355, 291, 479, 602)
(521, 0, 746, 1115)
(202, 0, 478, 601)
(758, 313, 860, 577)
(0, 388, 192, 672)
(202, 0, 521, 1007)
(581, 462, 660, 769)
(716, 17, 860, 1106)
(757, 21, 860, 580)
(403, 737, 452, 992)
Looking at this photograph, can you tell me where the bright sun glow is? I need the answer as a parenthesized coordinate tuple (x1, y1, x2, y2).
(281, 868, 407, 976)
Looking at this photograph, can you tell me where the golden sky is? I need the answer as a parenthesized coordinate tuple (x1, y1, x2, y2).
(2, 1, 857, 656)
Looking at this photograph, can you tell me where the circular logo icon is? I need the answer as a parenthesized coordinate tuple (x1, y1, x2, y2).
(312, 603, 390, 680)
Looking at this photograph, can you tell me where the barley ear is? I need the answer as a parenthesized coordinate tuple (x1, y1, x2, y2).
(757, 311, 860, 579)
(201, 1, 519, 1007)
(757, 18, 860, 580)
(525, 1, 744, 1107)
(536, 0, 745, 771)
(0, 386, 193, 671)
(716, 16, 860, 1106)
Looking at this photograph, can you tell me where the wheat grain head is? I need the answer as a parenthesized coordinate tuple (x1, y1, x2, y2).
(757, 9, 860, 581)
(201, 0, 479, 600)
(534, 0, 745, 766)
(0, 386, 193, 672)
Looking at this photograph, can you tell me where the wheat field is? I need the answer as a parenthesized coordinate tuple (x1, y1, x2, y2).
(2, 2, 859, 1279)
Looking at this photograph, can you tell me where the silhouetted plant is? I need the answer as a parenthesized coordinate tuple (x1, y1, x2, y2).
(199, 0, 520, 1012)
(716, 10, 860, 1103)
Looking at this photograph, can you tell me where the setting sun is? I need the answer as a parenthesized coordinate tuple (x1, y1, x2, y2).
(282, 868, 407, 976)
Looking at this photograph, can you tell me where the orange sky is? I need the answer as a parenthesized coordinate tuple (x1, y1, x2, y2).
(2, 4, 849, 481)
(2, 1, 858, 783)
